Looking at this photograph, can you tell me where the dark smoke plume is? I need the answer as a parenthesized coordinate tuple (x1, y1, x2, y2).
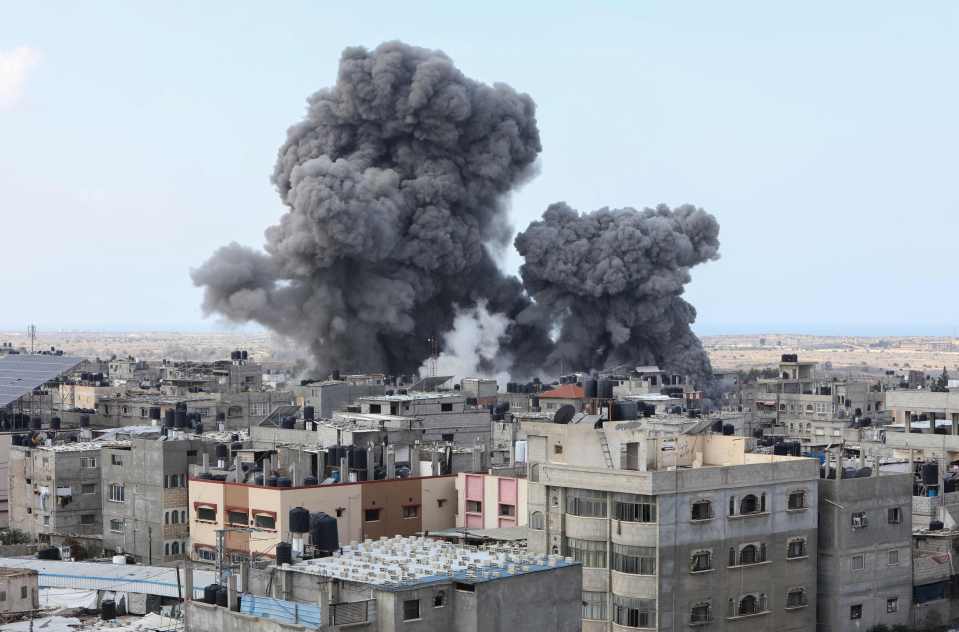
(514, 202, 720, 379)
(192, 41, 549, 375)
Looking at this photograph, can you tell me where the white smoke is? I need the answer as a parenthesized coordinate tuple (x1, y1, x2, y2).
(420, 301, 512, 386)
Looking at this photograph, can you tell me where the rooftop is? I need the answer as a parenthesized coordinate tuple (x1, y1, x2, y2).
(359, 391, 464, 403)
(287, 535, 576, 589)
(539, 384, 585, 399)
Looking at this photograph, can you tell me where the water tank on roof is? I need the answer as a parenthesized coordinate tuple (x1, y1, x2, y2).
(203, 584, 219, 604)
(331, 369, 341, 381)
(241, 350, 248, 360)
(101, 599, 116, 620)
(149, 407, 161, 421)
(164, 411, 175, 428)
(280, 417, 295, 430)
(30, 417, 41, 430)
(303, 406, 315, 421)
(289, 507, 310, 533)
(597, 379, 613, 399)
(310, 512, 339, 553)
(267, 476, 278, 487)
(230, 351, 240, 361)
(37, 547, 61, 560)
(303, 476, 318, 486)
(722, 424, 734, 436)
(276, 542, 293, 566)
(50, 417, 61, 430)
(922, 462, 939, 485)
(277, 476, 292, 488)
(215, 444, 228, 459)
(930, 520, 945, 531)
(215, 585, 228, 607)
(174, 410, 187, 428)
(216, 412, 225, 422)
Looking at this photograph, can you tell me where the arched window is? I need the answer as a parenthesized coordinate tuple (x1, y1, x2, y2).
(788, 490, 806, 510)
(787, 538, 806, 559)
(164, 543, 170, 556)
(530, 511, 545, 530)
(736, 594, 767, 616)
(740, 494, 759, 515)
(172, 541, 180, 555)
(740, 545, 757, 565)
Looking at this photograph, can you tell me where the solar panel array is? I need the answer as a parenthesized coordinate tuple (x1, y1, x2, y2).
(0, 355, 85, 407)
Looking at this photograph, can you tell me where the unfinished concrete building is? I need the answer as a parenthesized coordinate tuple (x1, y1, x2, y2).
(523, 421, 819, 631)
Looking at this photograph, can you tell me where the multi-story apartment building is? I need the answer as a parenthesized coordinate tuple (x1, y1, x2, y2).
(816, 470, 912, 631)
(523, 420, 819, 631)
(455, 472, 527, 529)
(8, 442, 113, 550)
(100, 435, 219, 564)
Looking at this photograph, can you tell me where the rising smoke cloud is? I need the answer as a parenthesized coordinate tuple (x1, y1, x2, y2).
(514, 202, 720, 379)
(192, 41, 551, 376)
(193, 41, 720, 381)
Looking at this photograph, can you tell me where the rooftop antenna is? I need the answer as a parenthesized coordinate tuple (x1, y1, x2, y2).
(426, 336, 439, 378)
(27, 324, 37, 354)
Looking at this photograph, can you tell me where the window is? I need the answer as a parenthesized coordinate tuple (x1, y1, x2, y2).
(735, 594, 767, 616)
(888, 507, 902, 524)
(787, 490, 806, 510)
(171, 541, 180, 555)
(0, 592, 5, 601)
(691, 500, 713, 521)
(787, 538, 807, 559)
(108, 484, 125, 503)
(254, 513, 276, 529)
(850, 604, 862, 620)
(888, 549, 899, 565)
(81, 484, 96, 495)
(43, 516, 49, 525)
(80, 457, 97, 468)
(553, 443, 563, 455)
(172, 511, 179, 524)
(851, 555, 865, 571)
(690, 550, 712, 572)
(441, 403, 453, 412)
(442, 433, 454, 442)
(403, 599, 420, 621)
(196, 507, 216, 522)
(887, 597, 898, 613)
(530, 511, 545, 530)
(613, 493, 656, 522)
(433, 591, 446, 608)
(465, 500, 482, 513)
(612, 544, 656, 575)
(851, 512, 868, 529)
(738, 493, 765, 515)
(612, 595, 655, 628)
(196, 548, 216, 561)
(786, 588, 807, 608)
(181, 510, 187, 523)
(582, 591, 607, 620)
(20, 586, 26, 599)
(365, 508, 381, 522)
(368, 404, 381, 414)
(565, 488, 607, 518)
(80, 514, 95, 525)
(564, 537, 607, 568)
(402, 505, 419, 519)
(227, 510, 247, 526)
(109, 519, 123, 533)
(111, 454, 123, 466)
(690, 602, 711, 624)
(165, 543, 169, 556)
(736, 543, 766, 565)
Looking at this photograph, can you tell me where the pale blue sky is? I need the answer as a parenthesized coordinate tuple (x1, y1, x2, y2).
(2, 2, 957, 335)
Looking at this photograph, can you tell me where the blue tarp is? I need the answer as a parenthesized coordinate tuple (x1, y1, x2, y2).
(240, 594, 322, 629)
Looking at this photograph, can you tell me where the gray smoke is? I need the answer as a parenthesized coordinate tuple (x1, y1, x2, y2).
(514, 202, 720, 379)
(191, 41, 551, 375)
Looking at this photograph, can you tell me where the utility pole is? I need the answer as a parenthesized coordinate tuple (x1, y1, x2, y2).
(27, 325, 36, 354)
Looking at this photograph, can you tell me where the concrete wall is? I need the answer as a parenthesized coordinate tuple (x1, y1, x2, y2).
(0, 570, 38, 614)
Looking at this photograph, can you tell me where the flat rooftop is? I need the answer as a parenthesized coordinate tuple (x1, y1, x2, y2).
(288, 535, 576, 589)
(359, 391, 464, 403)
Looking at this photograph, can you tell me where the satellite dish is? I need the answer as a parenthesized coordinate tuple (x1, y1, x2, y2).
(553, 405, 576, 425)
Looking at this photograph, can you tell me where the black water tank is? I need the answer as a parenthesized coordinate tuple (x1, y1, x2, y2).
(277, 476, 292, 488)
(267, 476, 278, 487)
(303, 476, 318, 486)
(215, 585, 228, 607)
(231, 351, 240, 361)
(50, 417, 61, 430)
(203, 584, 219, 604)
(276, 542, 293, 566)
(922, 462, 939, 485)
(194, 423, 204, 435)
(149, 407, 161, 421)
(310, 512, 339, 553)
(930, 520, 945, 531)
(281, 417, 295, 430)
(773, 443, 788, 456)
(303, 406, 315, 421)
(290, 507, 310, 533)
(597, 379, 613, 399)
(197, 472, 213, 480)
(722, 424, 734, 436)
(241, 350, 248, 360)
(216, 412, 225, 423)
(349, 449, 367, 471)
(530, 396, 540, 411)
(163, 410, 174, 428)
(254, 474, 264, 485)
(101, 599, 116, 620)
(174, 410, 187, 428)
(231, 442, 243, 453)
(30, 417, 41, 430)
(332, 369, 341, 381)
(37, 547, 61, 560)
(583, 378, 597, 398)
(215, 444, 228, 459)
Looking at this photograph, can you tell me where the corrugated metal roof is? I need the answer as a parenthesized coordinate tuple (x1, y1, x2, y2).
(0, 558, 215, 599)
(0, 355, 84, 407)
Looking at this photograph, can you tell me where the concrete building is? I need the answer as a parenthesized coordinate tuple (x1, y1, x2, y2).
(0, 567, 38, 614)
(9, 441, 116, 550)
(353, 392, 490, 443)
(100, 434, 220, 564)
(94, 390, 292, 431)
(523, 421, 819, 631)
(816, 471, 913, 632)
(188, 475, 457, 564)
(537, 384, 586, 412)
(456, 472, 527, 529)
(293, 379, 385, 419)
(187, 536, 581, 632)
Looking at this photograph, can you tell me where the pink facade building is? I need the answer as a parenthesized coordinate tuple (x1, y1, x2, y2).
(456, 472, 527, 529)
